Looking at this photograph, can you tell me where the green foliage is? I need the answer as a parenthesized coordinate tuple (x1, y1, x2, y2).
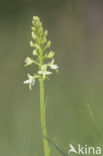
(46, 137, 68, 156)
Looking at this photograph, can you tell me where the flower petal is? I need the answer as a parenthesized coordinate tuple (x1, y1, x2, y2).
(24, 79, 32, 84)
(45, 71, 52, 75)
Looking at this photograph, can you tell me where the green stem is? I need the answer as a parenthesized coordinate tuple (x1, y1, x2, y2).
(39, 78, 50, 156)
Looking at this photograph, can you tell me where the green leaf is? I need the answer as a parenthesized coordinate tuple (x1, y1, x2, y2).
(45, 137, 68, 156)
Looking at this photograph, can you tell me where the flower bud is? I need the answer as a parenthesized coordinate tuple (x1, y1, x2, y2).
(34, 43, 40, 50)
(33, 16, 40, 22)
(39, 22, 42, 27)
(31, 32, 36, 40)
(47, 51, 55, 59)
(46, 41, 51, 48)
(30, 41, 34, 47)
(39, 27, 43, 36)
(43, 41, 51, 52)
(44, 30, 48, 37)
(42, 37, 47, 44)
(31, 27, 35, 31)
(33, 50, 38, 56)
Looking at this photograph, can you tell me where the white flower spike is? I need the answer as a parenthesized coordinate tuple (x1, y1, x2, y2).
(24, 16, 59, 89)
(23, 16, 60, 155)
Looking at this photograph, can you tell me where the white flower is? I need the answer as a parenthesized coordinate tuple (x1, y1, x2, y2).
(24, 57, 34, 66)
(50, 64, 59, 70)
(24, 74, 35, 90)
(38, 64, 52, 79)
(49, 59, 59, 70)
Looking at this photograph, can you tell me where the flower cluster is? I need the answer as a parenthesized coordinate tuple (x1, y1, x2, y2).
(24, 16, 59, 90)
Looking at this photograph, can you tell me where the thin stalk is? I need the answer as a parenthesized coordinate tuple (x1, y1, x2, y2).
(39, 78, 50, 156)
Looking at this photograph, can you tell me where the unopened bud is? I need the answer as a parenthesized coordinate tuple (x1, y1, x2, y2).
(42, 37, 47, 44)
(30, 41, 34, 47)
(47, 51, 55, 59)
(31, 27, 35, 31)
(47, 41, 51, 48)
(33, 50, 38, 56)
(44, 30, 48, 37)
(34, 43, 40, 50)
(33, 16, 40, 22)
(39, 27, 43, 35)
(31, 32, 36, 40)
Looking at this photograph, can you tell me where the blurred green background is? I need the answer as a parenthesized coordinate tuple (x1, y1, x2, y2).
(0, 0, 103, 155)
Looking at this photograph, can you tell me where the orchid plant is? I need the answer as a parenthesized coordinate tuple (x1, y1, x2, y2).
(23, 16, 59, 156)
